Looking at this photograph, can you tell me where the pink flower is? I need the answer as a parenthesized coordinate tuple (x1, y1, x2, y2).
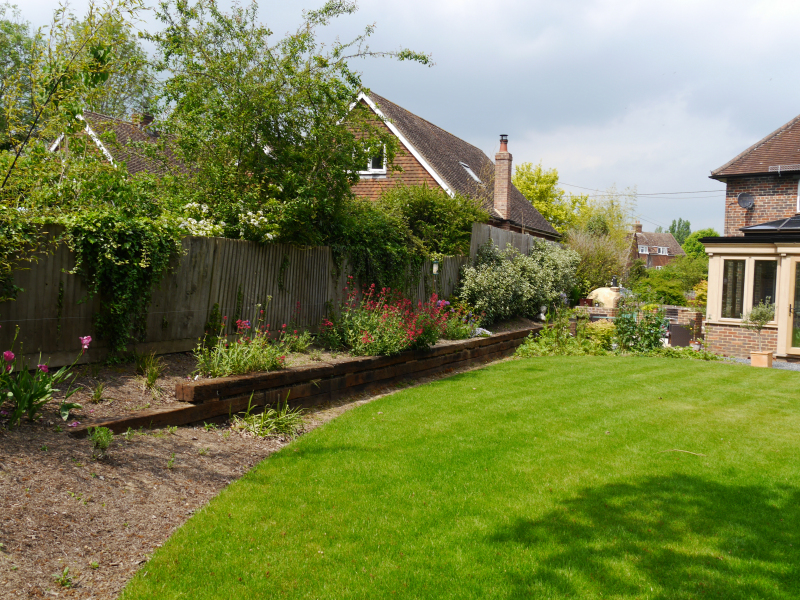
(3, 351, 14, 362)
(79, 336, 92, 351)
(68, 421, 80, 427)
(37, 364, 49, 373)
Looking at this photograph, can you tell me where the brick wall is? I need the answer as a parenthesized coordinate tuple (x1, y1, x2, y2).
(351, 119, 440, 201)
(724, 176, 798, 236)
(705, 322, 778, 357)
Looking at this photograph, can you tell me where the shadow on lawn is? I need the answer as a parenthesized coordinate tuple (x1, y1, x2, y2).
(489, 474, 799, 600)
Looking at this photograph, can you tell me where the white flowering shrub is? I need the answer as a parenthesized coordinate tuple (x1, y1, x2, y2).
(239, 209, 278, 243)
(178, 203, 225, 237)
(459, 241, 579, 324)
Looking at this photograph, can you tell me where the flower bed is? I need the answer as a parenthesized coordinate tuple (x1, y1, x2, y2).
(69, 325, 539, 437)
(317, 279, 451, 356)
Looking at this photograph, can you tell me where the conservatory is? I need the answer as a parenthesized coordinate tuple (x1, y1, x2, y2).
(704, 215, 800, 358)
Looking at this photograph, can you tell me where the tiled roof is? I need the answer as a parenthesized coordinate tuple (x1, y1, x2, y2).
(711, 113, 800, 178)
(367, 93, 558, 238)
(634, 231, 686, 256)
(81, 112, 186, 176)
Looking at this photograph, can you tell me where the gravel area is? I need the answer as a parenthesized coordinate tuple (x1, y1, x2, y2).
(726, 356, 800, 371)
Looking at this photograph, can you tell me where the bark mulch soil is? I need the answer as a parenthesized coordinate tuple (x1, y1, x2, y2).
(0, 318, 536, 598)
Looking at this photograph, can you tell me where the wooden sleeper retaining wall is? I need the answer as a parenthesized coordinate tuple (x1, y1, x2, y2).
(70, 327, 539, 438)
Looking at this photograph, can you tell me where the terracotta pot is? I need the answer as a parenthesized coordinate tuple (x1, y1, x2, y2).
(750, 351, 773, 368)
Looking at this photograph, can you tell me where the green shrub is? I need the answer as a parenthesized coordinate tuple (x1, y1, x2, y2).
(376, 184, 489, 256)
(515, 306, 606, 357)
(742, 300, 775, 352)
(440, 302, 482, 340)
(614, 297, 669, 352)
(641, 346, 720, 361)
(459, 240, 579, 325)
(585, 319, 615, 350)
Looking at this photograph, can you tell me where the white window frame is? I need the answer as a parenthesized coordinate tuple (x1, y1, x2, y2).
(638, 245, 649, 254)
(796, 179, 800, 212)
(657, 246, 669, 255)
(358, 146, 387, 178)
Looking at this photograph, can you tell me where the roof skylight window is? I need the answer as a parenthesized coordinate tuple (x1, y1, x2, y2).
(459, 161, 482, 183)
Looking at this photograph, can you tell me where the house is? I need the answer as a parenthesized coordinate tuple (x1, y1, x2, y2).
(352, 92, 559, 241)
(49, 112, 185, 175)
(629, 221, 685, 268)
(702, 111, 800, 357)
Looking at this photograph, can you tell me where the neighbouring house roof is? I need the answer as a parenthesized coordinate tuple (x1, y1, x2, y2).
(51, 112, 185, 176)
(633, 231, 686, 256)
(361, 92, 558, 238)
(711, 112, 800, 179)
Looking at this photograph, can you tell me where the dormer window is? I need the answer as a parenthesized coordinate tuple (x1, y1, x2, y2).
(459, 161, 482, 183)
(638, 245, 649, 254)
(657, 246, 669, 255)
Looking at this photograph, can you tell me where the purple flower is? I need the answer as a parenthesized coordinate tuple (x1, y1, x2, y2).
(37, 364, 49, 373)
(0, 410, 8, 416)
(3, 350, 14, 362)
(68, 421, 80, 427)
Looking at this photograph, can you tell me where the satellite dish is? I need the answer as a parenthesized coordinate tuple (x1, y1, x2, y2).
(737, 192, 755, 210)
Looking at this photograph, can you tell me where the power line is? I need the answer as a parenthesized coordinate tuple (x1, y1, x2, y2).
(560, 182, 725, 196)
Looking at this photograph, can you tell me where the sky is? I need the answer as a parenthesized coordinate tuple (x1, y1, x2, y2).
(20, 0, 800, 232)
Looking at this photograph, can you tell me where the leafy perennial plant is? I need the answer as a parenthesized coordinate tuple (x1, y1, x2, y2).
(0, 329, 91, 428)
(318, 278, 449, 356)
(194, 308, 311, 378)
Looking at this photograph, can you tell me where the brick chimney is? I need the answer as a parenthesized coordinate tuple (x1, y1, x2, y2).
(494, 134, 512, 220)
(633, 220, 643, 233)
(131, 113, 154, 129)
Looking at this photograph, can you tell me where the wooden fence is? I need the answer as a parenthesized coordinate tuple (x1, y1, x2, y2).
(469, 222, 546, 258)
(0, 231, 468, 365)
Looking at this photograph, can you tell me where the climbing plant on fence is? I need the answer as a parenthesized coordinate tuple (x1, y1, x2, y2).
(62, 209, 182, 358)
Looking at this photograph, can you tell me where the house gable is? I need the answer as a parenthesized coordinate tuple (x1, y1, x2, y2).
(711, 112, 800, 237)
(353, 92, 559, 240)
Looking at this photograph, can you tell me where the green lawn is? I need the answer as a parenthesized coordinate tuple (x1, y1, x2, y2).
(121, 357, 800, 599)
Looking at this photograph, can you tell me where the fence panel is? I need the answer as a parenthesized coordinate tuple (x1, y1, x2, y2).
(0, 233, 475, 366)
(470, 222, 544, 258)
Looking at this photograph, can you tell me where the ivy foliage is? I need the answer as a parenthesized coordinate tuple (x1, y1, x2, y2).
(376, 184, 489, 256)
(62, 208, 181, 357)
(329, 197, 423, 290)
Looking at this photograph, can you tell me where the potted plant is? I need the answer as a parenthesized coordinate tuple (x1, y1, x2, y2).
(742, 300, 775, 368)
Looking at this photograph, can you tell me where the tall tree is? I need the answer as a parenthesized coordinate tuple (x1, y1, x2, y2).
(80, 16, 155, 118)
(682, 227, 719, 259)
(668, 218, 691, 245)
(0, 3, 36, 151)
(144, 0, 431, 246)
(512, 162, 587, 234)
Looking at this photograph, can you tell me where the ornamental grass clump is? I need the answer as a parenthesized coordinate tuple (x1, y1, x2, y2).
(231, 393, 304, 439)
(317, 278, 448, 356)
